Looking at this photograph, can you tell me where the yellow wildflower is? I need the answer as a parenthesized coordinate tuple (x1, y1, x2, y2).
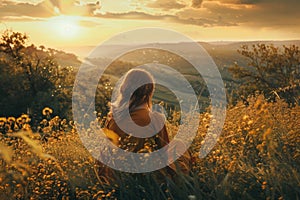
(42, 107, 53, 116)
(0, 117, 6, 125)
(7, 117, 15, 122)
(21, 114, 31, 123)
(17, 117, 23, 124)
(242, 115, 249, 121)
(231, 140, 237, 145)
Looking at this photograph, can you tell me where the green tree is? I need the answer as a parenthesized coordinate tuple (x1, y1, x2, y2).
(0, 30, 74, 121)
(229, 43, 300, 105)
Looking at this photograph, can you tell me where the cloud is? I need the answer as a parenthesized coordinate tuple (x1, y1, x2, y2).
(1, 0, 299, 31)
(147, 0, 186, 11)
(48, 0, 101, 16)
(239, 0, 261, 4)
(207, 0, 261, 4)
(173, 16, 237, 27)
(0, 16, 44, 22)
(78, 20, 100, 28)
(0, 1, 54, 18)
(95, 11, 237, 27)
(191, 0, 203, 8)
(175, 0, 300, 29)
(0, 0, 101, 20)
(227, 0, 300, 28)
(95, 11, 167, 20)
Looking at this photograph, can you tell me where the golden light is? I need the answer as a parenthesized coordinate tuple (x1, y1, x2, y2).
(48, 16, 81, 39)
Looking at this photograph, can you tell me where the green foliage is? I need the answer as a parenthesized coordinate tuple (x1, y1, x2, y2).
(0, 30, 75, 120)
(229, 44, 300, 105)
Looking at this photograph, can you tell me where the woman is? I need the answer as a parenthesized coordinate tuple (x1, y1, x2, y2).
(98, 68, 191, 181)
(106, 68, 169, 153)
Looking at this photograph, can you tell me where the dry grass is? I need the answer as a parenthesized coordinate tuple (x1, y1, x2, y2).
(0, 95, 299, 199)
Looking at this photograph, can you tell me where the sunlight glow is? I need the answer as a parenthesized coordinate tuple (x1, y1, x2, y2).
(48, 16, 81, 39)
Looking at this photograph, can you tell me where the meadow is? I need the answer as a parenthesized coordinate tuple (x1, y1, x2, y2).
(0, 31, 299, 199)
(0, 95, 299, 200)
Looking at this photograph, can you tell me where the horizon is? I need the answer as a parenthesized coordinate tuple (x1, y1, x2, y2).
(52, 39, 300, 59)
(0, 0, 299, 50)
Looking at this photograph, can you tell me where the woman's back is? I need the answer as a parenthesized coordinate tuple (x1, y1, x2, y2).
(106, 108, 169, 153)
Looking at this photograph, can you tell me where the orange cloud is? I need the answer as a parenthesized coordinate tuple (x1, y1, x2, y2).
(0, 0, 101, 20)
(147, 0, 186, 11)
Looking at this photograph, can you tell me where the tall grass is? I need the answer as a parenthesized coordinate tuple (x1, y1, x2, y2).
(0, 95, 299, 199)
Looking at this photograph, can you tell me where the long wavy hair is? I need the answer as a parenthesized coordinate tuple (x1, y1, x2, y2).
(111, 69, 155, 119)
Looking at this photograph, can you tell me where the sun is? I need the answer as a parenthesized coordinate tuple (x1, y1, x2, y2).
(49, 16, 81, 39)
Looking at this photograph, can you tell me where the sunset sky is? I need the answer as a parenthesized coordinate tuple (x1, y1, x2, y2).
(0, 0, 299, 49)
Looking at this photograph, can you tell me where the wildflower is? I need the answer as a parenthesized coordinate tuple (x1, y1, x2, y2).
(0, 117, 6, 125)
(247, 120, 253, 126)
(261, 181, 267, 190)
(21, 114, 31, 123)
(60, 119, 68, 130)
(54, 116, 59, 120)
(231, 140, 237, 145)
(21, 114, 29, 119)
(22, 123, 31, 131)
(42, 107, 53, 116)
(7, 117, 15, 122)
(40, 119, 48, 125)
(17, 117, 23, 124)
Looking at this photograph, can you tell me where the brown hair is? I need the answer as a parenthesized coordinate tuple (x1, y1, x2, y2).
(111, 69, 155, 117)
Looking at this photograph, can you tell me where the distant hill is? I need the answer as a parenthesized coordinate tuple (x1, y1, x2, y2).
(59, 40, 300, 62)
(49, 49, 82, 69)
(58, 40, 300, 80)
(58, 40, 300, 110)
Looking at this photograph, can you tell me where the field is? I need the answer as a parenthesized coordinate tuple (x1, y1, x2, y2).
(1, 0, 299, 198)
(1, 95, 299, 199)
(0, 31, 299, 199)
